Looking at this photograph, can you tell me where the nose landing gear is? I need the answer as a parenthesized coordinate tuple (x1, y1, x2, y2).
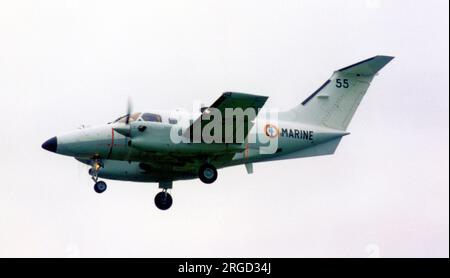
(89, 160, 107, 194)
(94, 180, 107, 193)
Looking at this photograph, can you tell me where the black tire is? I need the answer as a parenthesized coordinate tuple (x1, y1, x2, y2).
(154, 191, 173, 210)
(94, 181, 107, 193)
(198, 163, 218, 184)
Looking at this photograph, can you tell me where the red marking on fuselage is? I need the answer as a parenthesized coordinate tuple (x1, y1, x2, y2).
(107, 128, 115, 158)
(245, 143, 249, 159)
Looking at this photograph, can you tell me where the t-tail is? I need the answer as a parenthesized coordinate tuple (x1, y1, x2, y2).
(281, 55, 394, 131)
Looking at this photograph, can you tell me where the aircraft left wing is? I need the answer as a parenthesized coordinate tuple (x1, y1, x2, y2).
(184, 92, 269, 144)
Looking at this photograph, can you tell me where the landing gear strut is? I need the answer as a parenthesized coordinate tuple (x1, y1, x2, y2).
(198, 163, 218, 184)
(89, 160, 107, 194)
(155, 181, 173, 210)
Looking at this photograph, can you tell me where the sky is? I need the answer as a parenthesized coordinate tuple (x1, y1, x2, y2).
(0, 0, 448, 257)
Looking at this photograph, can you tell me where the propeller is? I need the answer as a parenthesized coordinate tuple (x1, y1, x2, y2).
(124, 97, 133, 125)
(113, 97, 133, 137)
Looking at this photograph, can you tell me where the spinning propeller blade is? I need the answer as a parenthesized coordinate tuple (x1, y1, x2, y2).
(113, 97, 133, 137)
(125, 97, 133, 125)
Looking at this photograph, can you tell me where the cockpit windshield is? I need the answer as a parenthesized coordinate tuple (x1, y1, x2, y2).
(141, 113, 162, 123)
(113, 112, 141, 123)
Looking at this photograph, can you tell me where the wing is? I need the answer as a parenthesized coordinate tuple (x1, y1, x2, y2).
(184, 92, 269, 144)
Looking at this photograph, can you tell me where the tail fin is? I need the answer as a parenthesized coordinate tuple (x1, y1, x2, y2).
(281, 55, 394, 130)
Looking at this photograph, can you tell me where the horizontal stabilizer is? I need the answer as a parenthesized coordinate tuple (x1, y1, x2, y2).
(338, 55, 394, 76)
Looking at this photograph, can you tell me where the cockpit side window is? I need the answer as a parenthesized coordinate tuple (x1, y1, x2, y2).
(169, 117, 178, 124)
(142, 113, 162, 123)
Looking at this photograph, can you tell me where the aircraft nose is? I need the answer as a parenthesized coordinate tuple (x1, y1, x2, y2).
(42, 136, 57, 153)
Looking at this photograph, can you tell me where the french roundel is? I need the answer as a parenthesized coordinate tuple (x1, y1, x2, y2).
(265, 124, 279, 138)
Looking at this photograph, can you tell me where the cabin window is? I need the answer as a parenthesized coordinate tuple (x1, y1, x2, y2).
(169, 118, 178, 124)
(142, 113, 162, 123)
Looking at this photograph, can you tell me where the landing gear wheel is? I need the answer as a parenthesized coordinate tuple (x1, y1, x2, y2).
(154, 191, 173, 210)
(94, 181, 107, 193)
(198, 163, 218, 184)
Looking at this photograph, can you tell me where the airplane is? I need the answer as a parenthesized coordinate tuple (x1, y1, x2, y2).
(42, 55, 394, 210)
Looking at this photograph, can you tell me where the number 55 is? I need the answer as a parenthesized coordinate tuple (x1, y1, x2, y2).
(336, 79, 349, 88)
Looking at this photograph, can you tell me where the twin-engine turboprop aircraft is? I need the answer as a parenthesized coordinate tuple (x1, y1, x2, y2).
(42, 56, 394, 210)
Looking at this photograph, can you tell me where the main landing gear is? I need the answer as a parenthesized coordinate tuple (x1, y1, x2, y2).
(154, 191, 173, 210)
(155, 181, 173, 210)
(154, 163, 218, 210)
(198, 163, 218, 184)
(89, 160, 107, 194)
